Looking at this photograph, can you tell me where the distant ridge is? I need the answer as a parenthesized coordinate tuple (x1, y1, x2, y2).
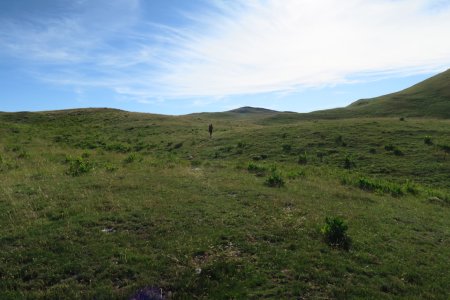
(227, 106, 279, 114)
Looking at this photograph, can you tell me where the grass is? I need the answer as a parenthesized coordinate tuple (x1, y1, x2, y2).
(0, 108, 449, 298)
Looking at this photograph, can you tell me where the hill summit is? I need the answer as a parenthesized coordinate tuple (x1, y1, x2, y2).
(228, 106, 279, 114)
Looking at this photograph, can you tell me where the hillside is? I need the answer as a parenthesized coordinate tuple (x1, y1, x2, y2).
(344, 68, 450, 118)
(263, 69, 450, 123)
(0, 108, 449, 298)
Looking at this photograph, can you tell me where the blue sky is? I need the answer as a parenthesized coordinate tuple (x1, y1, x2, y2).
(1, 0, 450, 115)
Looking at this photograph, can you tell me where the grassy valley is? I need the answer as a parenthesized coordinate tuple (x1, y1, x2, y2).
(1, 71, 450, 299)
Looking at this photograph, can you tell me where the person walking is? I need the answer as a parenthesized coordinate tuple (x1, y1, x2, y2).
(208, 123, 213, 138)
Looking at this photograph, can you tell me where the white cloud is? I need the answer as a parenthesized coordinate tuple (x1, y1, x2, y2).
(1, 0, 450, 102)
(157, 0, 450, 97)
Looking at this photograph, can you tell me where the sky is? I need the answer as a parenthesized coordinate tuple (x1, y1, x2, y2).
(1, 0, 450, 115)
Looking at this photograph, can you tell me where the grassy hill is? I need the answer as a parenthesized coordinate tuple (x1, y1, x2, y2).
(1, 107, 449, 299)
(262, 69, 450, 123)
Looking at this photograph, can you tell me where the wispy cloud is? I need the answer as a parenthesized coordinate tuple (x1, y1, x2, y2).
(1, 0, 450, 103)
(159, 0, 450, 97)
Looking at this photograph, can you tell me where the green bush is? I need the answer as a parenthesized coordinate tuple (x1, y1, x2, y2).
(17, 150, 29, 159)
(385, 144, 395, 151)
(321, 217, 351, 250)
(424, 136, 433, 145)
(67, 157, 93, 176)
(237, 141, 246, 148)
(124, 153, 137, 163)
(438, 144, 450, 154)
(393, 149, 404, 156)
(265, 172, 284, 188)
(343, 156, 356, 169)
(173, 142, 183, 149)
(357, 177, 404, 197)
(247, 163, 267, 176)
(298, 152, 308, 165)
(286, 170, 305, 179)
(282, 144, 292, 153)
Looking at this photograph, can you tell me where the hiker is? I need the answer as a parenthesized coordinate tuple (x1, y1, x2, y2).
(208, 123, 213, 138)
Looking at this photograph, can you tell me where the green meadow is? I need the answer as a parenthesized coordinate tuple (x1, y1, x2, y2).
(0, 105, 449, 299)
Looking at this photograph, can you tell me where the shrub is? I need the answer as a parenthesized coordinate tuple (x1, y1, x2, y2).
(105, 143, 131, 153)
(321, 217, 351, 250)
(252, 154, 268, 161)
(237, 141, 246, 148)
(265, 172, 285, 187)
(343, 155, 356, 169)
(438, 144, 450, 154)
(385, 144, 395, 151)
(393, 149, 404, 156)
(316, 152, 326, 162)
(124, 153, 137, 163)
(17, 150, 29, 159)
(247, 163, 267, 176)
(298, 152, 308, 165)
(173, 142, 183, 149)
(399, 117, 405, 121)
(67, 157, 93, 176)
(404, 180, 419, 195)
(282, 144, 292, 153)
(357, 177, 404, 197)
(385, 144, 404, 156)
(424, 136, 433, 146)
(105, 163, 118, 172)
(286, 170, 305, 179)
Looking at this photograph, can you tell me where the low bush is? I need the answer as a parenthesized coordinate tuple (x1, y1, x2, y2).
(384, 144, 395, 151)
(237, 141, 246, 148)
(265, 172, 285, 188)
(124, 153, 137, 163)
(17, 150, 29, 159)
(298, 152, 308, 165)
(385, 144, 404, 156)
(286, 170, 305, 179)
(247, 163, 267, 176)
(424, 136, 433, 145)
(357, 177, 404, 197)
(321, 217, 351, 250)
(67, 157, 93, 176)
(343, 156, 356, 169)
(105, 143, 131, 153)
(438, 144, 450, 154)
(282, 144, 292, 153)
(173, 142, 183, 149)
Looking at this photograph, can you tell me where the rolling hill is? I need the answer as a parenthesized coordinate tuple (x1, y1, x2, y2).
(263, 68, 450, 122)
(0, 70, 450, 298)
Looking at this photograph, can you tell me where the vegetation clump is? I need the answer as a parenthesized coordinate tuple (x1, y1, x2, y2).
(321, 217, 351, 250)
(385, 144, 404, 156)
(265, 169, 285, 187)
(424, 136, 433, 145)
(343, 155, 356, 169)
(124, 153, 137, 163)
(282, 144, 292, 153)
(247, 163, 267, 176)
(67, 157, 93, 176)
(297, 152, 308, 165)
(357, 177, 404, 197)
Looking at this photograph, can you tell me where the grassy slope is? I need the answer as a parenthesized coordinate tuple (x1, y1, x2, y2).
(0, 108, 449, 299)
(264, 69, 450, 122)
